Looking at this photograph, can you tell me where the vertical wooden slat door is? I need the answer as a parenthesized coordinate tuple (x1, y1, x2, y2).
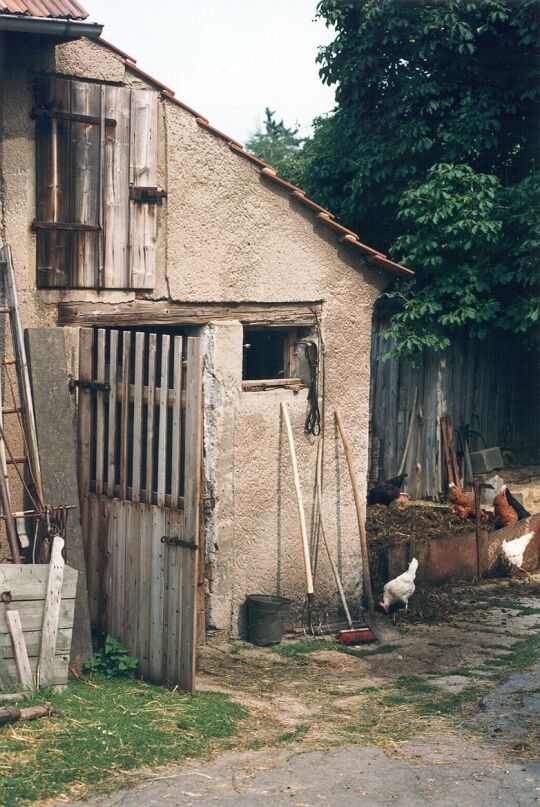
(78, 327, 203, 692)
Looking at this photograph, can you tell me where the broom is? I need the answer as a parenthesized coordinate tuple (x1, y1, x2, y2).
(335, 410, 400, 644)
(315, 440, 376, 644)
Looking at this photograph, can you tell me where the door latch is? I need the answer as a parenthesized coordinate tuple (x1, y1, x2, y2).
(68, 375, 111, 394)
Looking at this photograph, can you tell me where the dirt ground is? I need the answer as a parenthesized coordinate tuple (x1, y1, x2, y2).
(63, 577, 540, 806)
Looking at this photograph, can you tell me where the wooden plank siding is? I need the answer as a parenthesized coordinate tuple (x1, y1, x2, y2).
(370, 318, 540, 500)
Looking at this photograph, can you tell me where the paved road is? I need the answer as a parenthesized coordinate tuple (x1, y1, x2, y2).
(65, 665, 540, 807)
(66, 738, 539, 807)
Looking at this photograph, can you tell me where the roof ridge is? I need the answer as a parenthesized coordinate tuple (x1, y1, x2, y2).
(94, 36, 413, 279)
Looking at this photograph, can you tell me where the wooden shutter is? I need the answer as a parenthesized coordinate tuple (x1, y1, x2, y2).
(34, 79, 159, 290)
(103, 86, 131, 288)
(129, 89, 158, 289)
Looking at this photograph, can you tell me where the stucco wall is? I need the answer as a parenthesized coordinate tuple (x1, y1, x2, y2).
(0, 33, 391, 633)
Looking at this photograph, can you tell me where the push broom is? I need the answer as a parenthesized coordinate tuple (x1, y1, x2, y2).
(315, 440, 376, 644)
(335, 410, 400, 644)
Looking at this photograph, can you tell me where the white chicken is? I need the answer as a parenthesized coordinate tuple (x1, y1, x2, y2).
(379, 558, 418, 613)
(501, 531, 534, 569)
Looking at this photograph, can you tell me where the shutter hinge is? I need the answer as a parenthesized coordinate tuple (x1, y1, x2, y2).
(130, 186, 167, 204)
(161, 536, 199, 550)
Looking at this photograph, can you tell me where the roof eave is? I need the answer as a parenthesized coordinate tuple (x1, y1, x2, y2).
(0, 14, 102, 38)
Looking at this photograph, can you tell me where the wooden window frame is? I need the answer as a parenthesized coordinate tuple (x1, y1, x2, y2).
(241, 326, 308, 392)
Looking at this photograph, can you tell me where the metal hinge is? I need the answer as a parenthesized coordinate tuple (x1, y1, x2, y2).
(68, 376, 111, 394)
(161, 536, 198, 551)
(129, 186, 167, 204)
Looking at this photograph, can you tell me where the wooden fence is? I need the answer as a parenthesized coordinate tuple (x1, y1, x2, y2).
(369, 319, 539, 500)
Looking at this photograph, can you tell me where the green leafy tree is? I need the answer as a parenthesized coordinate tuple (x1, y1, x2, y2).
(303, 0, 539, 356)
(245, 108, 308, 187)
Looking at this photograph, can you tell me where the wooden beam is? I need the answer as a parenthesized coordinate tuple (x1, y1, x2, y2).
(58, 300, 323, 328)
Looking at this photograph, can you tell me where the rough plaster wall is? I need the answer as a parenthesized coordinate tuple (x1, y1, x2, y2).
(54, 38, 126, 83)
(1, 35, 391, 633)
(162, 101, 387, 633)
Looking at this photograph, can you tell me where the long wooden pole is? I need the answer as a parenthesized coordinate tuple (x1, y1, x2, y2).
(315, 440, 352, 627)
(0, 453, 20, 563)
(281, 403, 314, 600)
(335, 410, 374, 612)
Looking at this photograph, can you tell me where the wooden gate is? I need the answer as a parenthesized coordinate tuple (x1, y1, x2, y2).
(78, 327, 203, 691)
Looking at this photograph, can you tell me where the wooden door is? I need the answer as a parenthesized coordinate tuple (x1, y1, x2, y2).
(78, 328, 203, 691)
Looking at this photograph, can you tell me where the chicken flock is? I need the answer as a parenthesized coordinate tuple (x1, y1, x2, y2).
(369, 472, 535, 616)
(448, 481, 531, 528)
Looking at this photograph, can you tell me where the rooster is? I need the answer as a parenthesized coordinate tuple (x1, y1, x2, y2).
(493, 485, 520, 529)
(505, 488, 531, 521)
(367, 473, 407, 506)
(501, 531, 534, 570)
(448, 482, 489, 522)
(378, 558, 418, 613)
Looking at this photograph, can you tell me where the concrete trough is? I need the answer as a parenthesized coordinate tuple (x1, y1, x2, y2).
(386, 512, 540, 586)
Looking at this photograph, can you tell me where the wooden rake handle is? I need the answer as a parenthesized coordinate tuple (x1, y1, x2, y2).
(335, 410, 375, 612)
(281, 402, 314, 598)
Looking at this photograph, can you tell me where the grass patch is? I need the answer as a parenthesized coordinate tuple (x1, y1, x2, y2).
(275, 724, 309, 743)
(381, 693, 412, 705)
(439, 664, 480, 678)
(272, 640, 396, 660)
(272, 639, 333, 657)
(417, 686, 485, 716)
(0, 676, 247, 806)
(482, 631, 540, 672)
(396, 675, 437, 693)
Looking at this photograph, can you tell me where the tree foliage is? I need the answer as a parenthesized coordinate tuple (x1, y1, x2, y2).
(247, 1, 540, 357)
(245, 108, 307, 188)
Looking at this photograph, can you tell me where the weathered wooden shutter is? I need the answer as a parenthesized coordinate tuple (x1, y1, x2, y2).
(129, 89, 158, 289)
(34, 79, 158, 290)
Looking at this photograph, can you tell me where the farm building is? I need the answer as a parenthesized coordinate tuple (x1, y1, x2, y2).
(0, 1, 412, 690)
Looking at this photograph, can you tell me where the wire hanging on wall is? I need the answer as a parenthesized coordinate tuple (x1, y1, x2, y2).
(303, 340, 321, 437)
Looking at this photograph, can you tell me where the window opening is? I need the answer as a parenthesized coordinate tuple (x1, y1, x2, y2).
(242, 326, 313, 391)
(243, 328, 289, 381)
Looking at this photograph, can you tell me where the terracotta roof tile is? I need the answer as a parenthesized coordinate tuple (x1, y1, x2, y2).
(196, 118, 243, 150)
(317, 212, 358, 240)
(228, 142, 275, 171)
(339, 233, 384, 259)
(161, 91, 208, 123)
(0, 0, 88, 18)
(94, 36, 413, 279)
(290, 190, 334, 218)
(97, 37, 136, 63)
(125, 60, 175, 95)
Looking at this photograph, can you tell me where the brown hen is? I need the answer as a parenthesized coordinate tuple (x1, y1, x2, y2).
(493, 484, 519, 529)
(448, 482, 489, 522)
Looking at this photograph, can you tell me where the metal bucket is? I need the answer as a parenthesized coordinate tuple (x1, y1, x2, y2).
(246, 594, 291, 646)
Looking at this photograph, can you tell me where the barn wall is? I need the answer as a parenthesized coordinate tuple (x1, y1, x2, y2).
(0, 33, 393, 635)
(370, 316, 540, 500)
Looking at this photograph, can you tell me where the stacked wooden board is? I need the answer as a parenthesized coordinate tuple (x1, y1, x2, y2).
(0, 560, 77, 691)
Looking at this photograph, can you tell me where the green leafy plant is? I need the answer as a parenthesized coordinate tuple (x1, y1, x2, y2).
(248, 0, 539, 358)
(83, 636, 139, 677)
